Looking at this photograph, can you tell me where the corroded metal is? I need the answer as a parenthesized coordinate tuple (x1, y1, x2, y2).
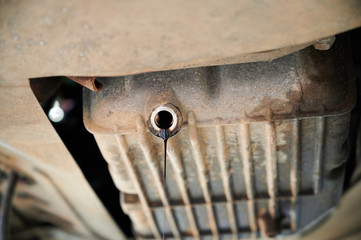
(83, 38, 355, 135)
(67, 76, 103, 92)
(136, 118, 181, 238)
(0, 0, 359, 239)
(188, 112, 219, 238)
(167, 138, 200, 238)
(93, 114, 351, 239)
(215, 126, 238, 238)
(85, 39, 355, 239)
(258, 210, 280, 238)
(115, 134, 160, 238)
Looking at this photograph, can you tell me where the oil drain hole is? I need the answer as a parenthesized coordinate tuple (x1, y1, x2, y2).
(155, 110, 173, 129)
(150, 105, 179, 132)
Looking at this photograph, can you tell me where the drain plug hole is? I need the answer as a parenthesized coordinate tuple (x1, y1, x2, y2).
(155, 110, 173, 129)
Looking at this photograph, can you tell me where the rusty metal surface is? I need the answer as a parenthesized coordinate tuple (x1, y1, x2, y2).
(67, 76, 103, 92)
(93, 109, 351, 239)
(1, 0, 361, 82)
(0, 1, 360, 239)
(84, 39, 354, 135)
(85, 40, 355, 238)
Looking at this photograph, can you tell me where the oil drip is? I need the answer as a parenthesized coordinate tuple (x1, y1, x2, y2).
(147, 105, 182, 238)
(159, 128, 171, 240)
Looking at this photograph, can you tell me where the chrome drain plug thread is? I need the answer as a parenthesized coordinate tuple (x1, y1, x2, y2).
(147, 103, 183, 139)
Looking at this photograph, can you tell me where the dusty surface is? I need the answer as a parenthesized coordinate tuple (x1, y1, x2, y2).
(84, 40, 355, 135)
(1, 0, 361, 81)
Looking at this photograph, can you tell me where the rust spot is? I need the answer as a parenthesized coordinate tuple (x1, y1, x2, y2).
(257, 209, 280, 238)
(67, 76, 103, 92)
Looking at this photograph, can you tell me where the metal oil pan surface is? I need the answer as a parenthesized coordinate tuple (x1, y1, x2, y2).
(84, 40, 355, 239)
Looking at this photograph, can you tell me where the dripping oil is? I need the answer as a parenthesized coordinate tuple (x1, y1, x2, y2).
(160, 129, 170, 240)
(150, 107, 180, 239)
(158, 123, 172, 239)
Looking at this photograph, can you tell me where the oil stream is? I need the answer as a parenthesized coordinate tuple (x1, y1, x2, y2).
(153, 108, 178, 239)
(159, 128, 171, 240)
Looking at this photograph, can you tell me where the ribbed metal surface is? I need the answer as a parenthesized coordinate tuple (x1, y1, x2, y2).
(94, 112, 349, 239)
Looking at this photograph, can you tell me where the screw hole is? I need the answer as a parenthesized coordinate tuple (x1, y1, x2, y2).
(155, 111, 173, 129)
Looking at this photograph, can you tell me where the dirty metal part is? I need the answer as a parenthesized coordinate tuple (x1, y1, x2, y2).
(257, 210, 280, 238)
(67, 77, 103, 92)
(0, 171, 19, 240)
(85, 39, 354, 238)
(313, 36, 336, 51)
(0, 1, 358, 239)
(147, 104, 183, 139)
(188, 112, 219, 238)
(4, 1, 359, 240)
(84, 38, 354, 135)
(93, 113, 351, 239)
